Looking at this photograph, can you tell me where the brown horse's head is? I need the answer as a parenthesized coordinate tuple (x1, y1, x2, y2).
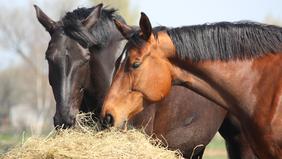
(35, 4, 109, 128)
(101, 13, 176, 128)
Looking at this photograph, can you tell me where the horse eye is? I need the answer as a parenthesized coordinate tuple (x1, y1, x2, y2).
(132, 62, 141, 69)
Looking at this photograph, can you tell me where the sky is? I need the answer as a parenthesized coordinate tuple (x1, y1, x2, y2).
(130, 0, 282, 26)
(0, 0, 281, 69)
(3, 0, 282, 25)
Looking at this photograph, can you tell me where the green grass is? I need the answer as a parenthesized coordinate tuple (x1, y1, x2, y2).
(0, 134, 18, 154)
(203, 133, 227, 159)
(0, 132, 32, 155)
(0, 134, 16, 141)
(206, 134, 226, 149)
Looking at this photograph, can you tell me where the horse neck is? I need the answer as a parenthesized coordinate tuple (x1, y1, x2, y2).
(157, 31, 279, 114)
(156, 32, 224, 108)
(169, 54, 282, 117)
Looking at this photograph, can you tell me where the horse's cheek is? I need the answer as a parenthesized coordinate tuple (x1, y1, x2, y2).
(139, 75, 160, 102)
(145, 62, 171, 102)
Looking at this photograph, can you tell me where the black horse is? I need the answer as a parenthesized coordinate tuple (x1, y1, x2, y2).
(35, 4, 125, 127)
(35, 4, 256, 159)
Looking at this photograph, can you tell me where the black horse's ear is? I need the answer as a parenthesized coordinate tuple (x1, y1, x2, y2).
(34, 4, 56, 34)
(139, 12, 152, 41)
(113, 19, 134, 40)
(82, 3, 103, 29)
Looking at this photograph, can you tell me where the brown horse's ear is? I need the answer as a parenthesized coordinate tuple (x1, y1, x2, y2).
(82, 3, 103, 29)
(139, 12, 152, 41)
(34, 5, 56, 34)
(113, 19, 134, 39)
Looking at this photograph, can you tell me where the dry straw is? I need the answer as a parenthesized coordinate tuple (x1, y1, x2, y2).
(2, 113, 182, 159)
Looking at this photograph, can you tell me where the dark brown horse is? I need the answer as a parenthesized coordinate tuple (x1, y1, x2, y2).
(34, 4, 125, 127)
(102, 13, 282, 158)
(35, 5, 255, 158)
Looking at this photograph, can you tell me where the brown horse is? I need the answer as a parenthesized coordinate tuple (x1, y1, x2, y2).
(116, 46, 256, 159)
(102, 12, 282, 158)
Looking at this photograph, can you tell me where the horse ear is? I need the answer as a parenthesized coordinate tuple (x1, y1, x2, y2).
(82, 3, 103, 29)
(139, 12, 152, 41)
(113, 19, 134, 39)
(34, 5, 56, 34)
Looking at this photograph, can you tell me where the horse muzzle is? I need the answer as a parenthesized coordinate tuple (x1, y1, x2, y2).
(53, 113, 76, 129)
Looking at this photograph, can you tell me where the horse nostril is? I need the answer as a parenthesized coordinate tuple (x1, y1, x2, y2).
(53, 115, 76, 129)
(103, 113, 114, 127)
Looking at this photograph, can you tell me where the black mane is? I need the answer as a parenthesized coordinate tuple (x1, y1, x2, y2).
(126, 21, 282, 61)
(62, 6, 124, 49)
(167, 21, 282, 61)
(125, 26, 167, 50)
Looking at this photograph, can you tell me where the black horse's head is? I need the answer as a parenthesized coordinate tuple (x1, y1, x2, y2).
(35, 4, 125, 128)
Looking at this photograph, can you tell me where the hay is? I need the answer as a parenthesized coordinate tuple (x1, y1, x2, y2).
(2, 113, 182, 159)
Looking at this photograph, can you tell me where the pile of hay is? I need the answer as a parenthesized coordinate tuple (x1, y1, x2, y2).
(2, 113, 182, 159)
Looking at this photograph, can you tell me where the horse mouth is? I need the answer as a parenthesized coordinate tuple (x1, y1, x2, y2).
(121, 120, 128, 131)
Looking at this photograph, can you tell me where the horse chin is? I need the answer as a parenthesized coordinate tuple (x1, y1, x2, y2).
(116, 120, 128, 131)
(115, 102, 144, 129)
(112, 116, 128, 129)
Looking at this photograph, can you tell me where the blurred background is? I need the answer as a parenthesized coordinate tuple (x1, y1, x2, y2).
(0, 0, 281, 158)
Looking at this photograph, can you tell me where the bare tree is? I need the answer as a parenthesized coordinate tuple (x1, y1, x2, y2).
(264, 15, 282, 26)
(0, 0, 78, 134)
